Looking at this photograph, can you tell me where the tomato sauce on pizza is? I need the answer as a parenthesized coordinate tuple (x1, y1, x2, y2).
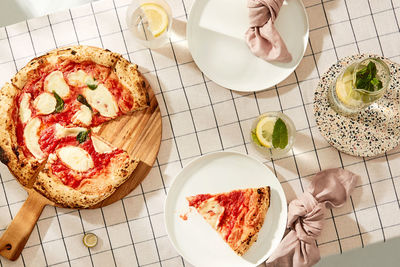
(186, 187, 271, 256)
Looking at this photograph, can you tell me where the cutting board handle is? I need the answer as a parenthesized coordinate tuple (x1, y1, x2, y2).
(0, 189, 51, 261)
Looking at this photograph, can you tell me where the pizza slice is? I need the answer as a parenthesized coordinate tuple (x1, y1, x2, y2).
(0, 83, 44, 186)
(186, 187, 270, 256)
(33, 134, 138, 208)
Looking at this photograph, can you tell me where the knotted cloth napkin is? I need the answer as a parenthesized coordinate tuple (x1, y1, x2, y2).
(265, 168, 359, 267)
(245, 0, 292, 62)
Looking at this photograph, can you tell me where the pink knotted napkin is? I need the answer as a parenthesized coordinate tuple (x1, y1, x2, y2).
(265, 168, 359, 267)
(245, 0, 292, 62)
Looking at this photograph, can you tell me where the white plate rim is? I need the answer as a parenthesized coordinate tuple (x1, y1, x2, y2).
(186, 0, 309, 92)
(164, 151, 288, 266)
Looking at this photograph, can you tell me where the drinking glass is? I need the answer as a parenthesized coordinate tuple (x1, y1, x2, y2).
(126, 0, 172, 49)
(328, 57, 390, 115)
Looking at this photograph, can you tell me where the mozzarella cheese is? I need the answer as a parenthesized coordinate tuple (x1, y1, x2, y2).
(24, 118, 45, 159)
(67, 70, 90, 87)
(44, 71, 70, 98)
(84, 84, 119, 118)
(57, 146, 94, 172)
(54, 124, 87, 139)
(19, 93, 32, 124)
(91, 126, 101, 133)
(72, 105, 92, 126)
(198, 198, 225, 229)
(91, 136, 114, 153)
(33, 92, 56, 115)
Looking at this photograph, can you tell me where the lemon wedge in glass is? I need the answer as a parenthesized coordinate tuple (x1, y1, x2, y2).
(255, 116, 277, 148)
(141, 3, 169, 37)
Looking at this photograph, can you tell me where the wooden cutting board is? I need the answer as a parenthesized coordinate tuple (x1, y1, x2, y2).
(0, 79, 162, 260)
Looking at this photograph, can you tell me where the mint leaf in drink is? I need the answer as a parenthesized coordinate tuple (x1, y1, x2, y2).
(272, 118, 288, 149)
(370, 77, 382, 90)
(251, 129, 262, 147)
(355, 61, 383, 92)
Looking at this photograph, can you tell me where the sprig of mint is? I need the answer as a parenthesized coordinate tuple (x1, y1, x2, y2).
(272, 118, 288, 149)
(355, 61, 383, 92)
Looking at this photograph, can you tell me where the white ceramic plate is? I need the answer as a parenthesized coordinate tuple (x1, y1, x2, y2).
(164, 151, 287, 267)
(187, 0, 309, 92)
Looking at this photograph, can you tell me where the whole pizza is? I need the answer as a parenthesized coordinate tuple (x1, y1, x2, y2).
(0, 45, 149, 208)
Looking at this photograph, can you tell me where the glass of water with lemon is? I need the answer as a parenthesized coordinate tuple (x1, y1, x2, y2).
(328, 57, 390, 115)
(126, 0, 172, 49)
(251, 112, 296, 158)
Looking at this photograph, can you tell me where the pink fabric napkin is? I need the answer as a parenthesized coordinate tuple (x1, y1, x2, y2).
(265, 168, 359, 267)
(245, 0, 292, 62)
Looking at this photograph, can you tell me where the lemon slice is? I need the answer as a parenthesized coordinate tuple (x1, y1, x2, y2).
(83, 233, 98, 248)
(141, 3, 169, 37)
(255, 117, 277, 148)
(336, 78, 362, 107)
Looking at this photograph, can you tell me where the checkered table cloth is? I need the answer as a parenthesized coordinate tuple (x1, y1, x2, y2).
(0, 0, 399, 266)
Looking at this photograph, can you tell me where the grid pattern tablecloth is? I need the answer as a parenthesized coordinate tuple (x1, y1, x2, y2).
(0, 0, 400, 266)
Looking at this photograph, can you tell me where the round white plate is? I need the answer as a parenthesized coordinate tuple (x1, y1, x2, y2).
(187, 0, 309, 92)
(164, 151, 287, 267)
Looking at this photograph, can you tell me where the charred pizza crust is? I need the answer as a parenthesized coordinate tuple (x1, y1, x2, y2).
(0, 83, 43, 186)
(113, 57, 149, 110)
(187, 186, 270, 256)
(12, 45, 120, 89)
(232, 186, 270, 255)
(33, 152, 138, 208)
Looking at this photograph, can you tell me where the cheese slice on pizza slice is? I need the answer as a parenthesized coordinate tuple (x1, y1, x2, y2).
(33, 134, 138, 208)
(187, 187, 270, 256)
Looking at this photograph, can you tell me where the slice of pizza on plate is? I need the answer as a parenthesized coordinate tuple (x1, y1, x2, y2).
(186, 186, 270, 256)
(34, 134, 138, 208)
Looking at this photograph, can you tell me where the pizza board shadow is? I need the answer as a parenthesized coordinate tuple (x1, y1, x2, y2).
(0, 78, 162, 260)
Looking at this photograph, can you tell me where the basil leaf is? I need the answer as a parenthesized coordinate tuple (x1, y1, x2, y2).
(53, 91, 64, 113)
(87, 82, 98, 90)
(77, 94, 92, 111)
(76, 130, 89, 144)
(272, 118, 288, 149)
(86, 77, 98, 90)
(251, 129, 262, 147)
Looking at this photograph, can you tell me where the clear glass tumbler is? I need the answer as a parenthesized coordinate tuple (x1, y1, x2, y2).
(126, 0, 173, 49)
(251, 112, 296, 159)
(328, 57, 391, 115)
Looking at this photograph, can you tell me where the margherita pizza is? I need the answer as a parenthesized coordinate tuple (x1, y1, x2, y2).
(186, 187, 270, 256)
(0, 45, 148, 208)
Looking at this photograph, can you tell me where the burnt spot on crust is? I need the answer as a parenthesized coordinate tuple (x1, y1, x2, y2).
(20, 162, 25, 167)
(0, 147, 10, 164)
(12, 146, 19, 159)
(71, 50, 77, 55)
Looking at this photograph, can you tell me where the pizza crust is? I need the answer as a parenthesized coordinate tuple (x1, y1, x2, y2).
(12, 45, 121, 90)
(113, 57, 149, 111)
(33, 152, 139, 208)
(187, 186, 270, 256)
(0, 83, 44, 186)
(231, 186, 270, 255)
